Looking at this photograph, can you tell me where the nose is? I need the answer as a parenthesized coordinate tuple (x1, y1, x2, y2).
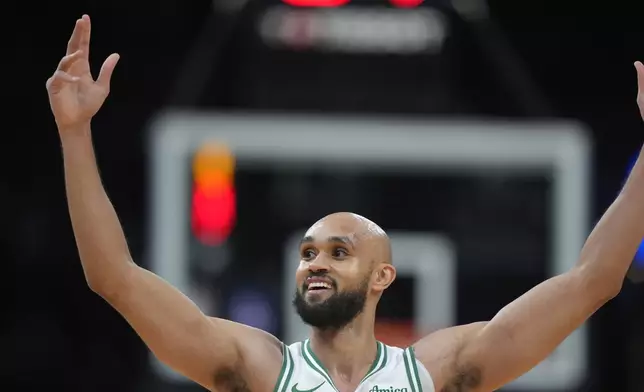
(308, 255, 330, 273)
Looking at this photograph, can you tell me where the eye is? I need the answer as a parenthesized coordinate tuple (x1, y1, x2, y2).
(332, 247, 348, 258)
(301, 248, 316, 260)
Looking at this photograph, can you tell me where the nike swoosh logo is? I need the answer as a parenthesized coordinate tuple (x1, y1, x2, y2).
(292, 381, 325, 392)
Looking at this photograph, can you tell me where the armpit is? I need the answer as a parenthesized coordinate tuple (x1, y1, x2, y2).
(214, 367, 252, 392)
(440, 364, 482, 392)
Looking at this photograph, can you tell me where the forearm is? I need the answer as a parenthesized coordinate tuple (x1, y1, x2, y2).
(60, 123, 133, 293)
(578, 144, 644, 293)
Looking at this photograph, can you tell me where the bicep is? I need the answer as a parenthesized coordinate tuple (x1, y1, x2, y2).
(100, 265, 242, 389)
(459, 269, 610, 391)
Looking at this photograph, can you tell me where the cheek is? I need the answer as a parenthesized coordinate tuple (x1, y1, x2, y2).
(336, 261, 368, 287)
(343, 259, 365, 276)
(295, 263, 308, 285)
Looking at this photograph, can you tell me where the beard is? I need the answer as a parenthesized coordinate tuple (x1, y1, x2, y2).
(293, 277, 369, 331)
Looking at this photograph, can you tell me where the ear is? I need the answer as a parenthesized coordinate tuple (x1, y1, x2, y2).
(372, 263, 396, 292)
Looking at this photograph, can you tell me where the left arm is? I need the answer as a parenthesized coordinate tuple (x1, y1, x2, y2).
(415, 63, 644, 392)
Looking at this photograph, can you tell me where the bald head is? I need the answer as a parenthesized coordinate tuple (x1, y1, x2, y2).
(305, 212, 392, 264)
(295, 212, 396, 329)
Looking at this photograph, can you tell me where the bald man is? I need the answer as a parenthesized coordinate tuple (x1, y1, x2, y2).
(293, 213, 393, 331)
(47, 15, 644, 392)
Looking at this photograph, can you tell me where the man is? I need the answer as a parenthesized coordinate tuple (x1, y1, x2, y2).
(47, 14, 644, 392)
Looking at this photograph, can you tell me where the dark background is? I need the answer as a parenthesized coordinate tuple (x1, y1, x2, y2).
(6, 0, 644, 391)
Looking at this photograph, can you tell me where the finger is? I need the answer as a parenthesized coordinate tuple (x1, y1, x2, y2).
(66, 19, 83, 56)
(57, 50, 83, 72)
(635, 62, 644, 96)
(635, 62, 644, 120)
(46, 70, 80, 92)
(80, 14, 91, 59)
(96, 53, 120, 90)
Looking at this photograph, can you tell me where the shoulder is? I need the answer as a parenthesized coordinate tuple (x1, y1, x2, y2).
(411, 322, 487, 391)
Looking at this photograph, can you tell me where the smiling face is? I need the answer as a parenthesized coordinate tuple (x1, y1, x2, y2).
(293, 212, 396, 331)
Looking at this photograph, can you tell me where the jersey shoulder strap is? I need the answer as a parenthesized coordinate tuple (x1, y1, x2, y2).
(401, 345, 435, 392)
(273, 341, 298, 392)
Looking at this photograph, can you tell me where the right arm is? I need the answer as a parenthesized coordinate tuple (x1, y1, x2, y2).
(61, 125, 281, 390)
(49, 15, 282, 391)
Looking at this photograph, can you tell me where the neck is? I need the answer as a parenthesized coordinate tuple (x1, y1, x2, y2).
(308, 309, 378, 384)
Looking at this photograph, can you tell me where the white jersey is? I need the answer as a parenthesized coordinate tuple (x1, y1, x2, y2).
(273, 340, 435, 392)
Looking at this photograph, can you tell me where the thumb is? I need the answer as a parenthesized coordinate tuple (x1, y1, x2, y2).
(96, 53, 120, 90)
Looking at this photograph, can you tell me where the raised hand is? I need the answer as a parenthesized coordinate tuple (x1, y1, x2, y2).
(46, 15, 119, 130)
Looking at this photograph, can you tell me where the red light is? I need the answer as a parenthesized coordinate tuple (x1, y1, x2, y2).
(192, 183, 236, 246)
(388, 0, 424, 8)
(191, 144, 237, 246)
(280, 0, 422, 7)
(282, 0, 349, 7)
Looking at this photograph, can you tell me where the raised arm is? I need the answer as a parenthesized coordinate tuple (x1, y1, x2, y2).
(46, 15, 281, 390)
(415, 63, 644, 392)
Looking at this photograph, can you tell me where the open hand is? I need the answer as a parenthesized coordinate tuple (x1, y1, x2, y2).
(46, 15, 119, 130)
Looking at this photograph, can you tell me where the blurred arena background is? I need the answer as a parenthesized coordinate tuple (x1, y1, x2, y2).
(6, 0, 644, 391)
